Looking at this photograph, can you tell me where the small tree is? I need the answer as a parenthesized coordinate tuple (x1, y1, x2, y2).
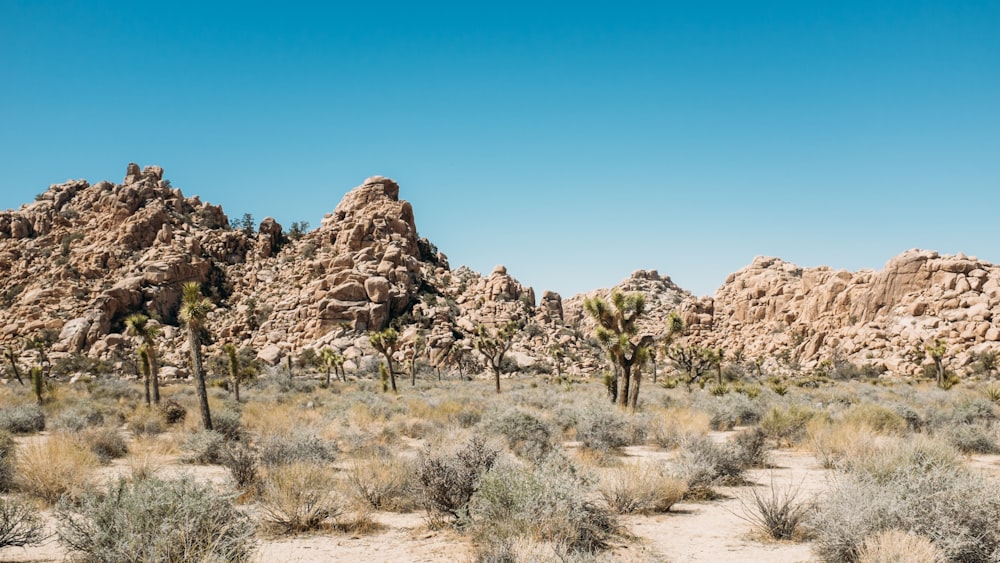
(584, 291, 653, 409)
(179, 282, 214, 430)
(222, 343, 242, 402)
(29, 367, 44, 406)
(666, 344, 716, 387)
(408, 331, 426, 386)
(320, 348, 345, 386)
(475, 321, 518, 394)
(370, 328, 400, 393)
(125, 313, 161, 405)
(926, 339, 948, 388)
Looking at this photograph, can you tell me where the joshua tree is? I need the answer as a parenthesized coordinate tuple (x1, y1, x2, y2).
(222, 343, 242, 402)
(180, 282, 214, 430)
(408, 331, 426, 386)
(137, 345, 151, 405)
(3, 346, 24, 386)
(320, 347, 345, 386)
(125, 313, 161, 405)
(926, 339, 948, 388)
(584, 291, 653, 409)
(475, 321, 518, 394)
(370, 328, 400, 393)
(29, 367, 43, 406)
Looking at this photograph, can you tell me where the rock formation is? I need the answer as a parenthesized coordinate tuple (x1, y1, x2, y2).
(2, 163, 999, 385)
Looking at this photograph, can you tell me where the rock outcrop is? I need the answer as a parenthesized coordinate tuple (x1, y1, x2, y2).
(3, 163, 999, 384)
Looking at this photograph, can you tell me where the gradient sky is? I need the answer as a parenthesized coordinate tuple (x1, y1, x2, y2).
(2, 1, 997, 298)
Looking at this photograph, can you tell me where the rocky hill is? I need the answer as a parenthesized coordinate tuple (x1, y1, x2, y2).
(2, 164, 998, 383)
(0, 165, 557, 376)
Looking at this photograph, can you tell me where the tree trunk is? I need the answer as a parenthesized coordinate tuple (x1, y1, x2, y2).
(384, 353, 397, 392)
(189, 328, 213, 431)
(325, 366, 332, 387)
(6, 352, 23, 386)
(410, 361, 416, 386)
(630, 368, 641, 410)
(234, 375, 241, 403)
(717, 363, 723, 385)
(619, 364, 631, 408)
(149, 347, 160, 405)
(935, 358, 945, 387)
(493, 364, 501, 394)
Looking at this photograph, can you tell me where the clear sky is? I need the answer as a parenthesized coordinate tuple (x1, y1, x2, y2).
(2, 1, 997, 298)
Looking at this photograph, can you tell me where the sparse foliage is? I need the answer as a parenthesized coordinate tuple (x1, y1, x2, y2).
(584, 291, 654, 409)
(475, 321, 518, 394)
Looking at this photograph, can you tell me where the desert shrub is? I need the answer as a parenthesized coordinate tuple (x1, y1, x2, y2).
(222, 443, 260, 496)
(346, 451, 413, 511)
(731, 426, 771, 468)
(926, 396, 996, 431)
(810, 437, 1000, 562)
(491, 410, 556, 463)
(843, 403, 908, 435)
(15, 433, 99, 504)
(80, 427, 128, 462)
(574, 403, 636, 452)
(87, 378, 143, 403)
(760, 404, 820, 446)
(469, 456, 619, 553)
(0, 496, 45, 548)
(737, 476, 812, 541)
(855, 529, 945, 563)
(182, 430, 227, 464)
(599, 462, 687, 514)
(257, 429, 337, 467)
(647, 407, 710, 449)
(0, 431, 15, 491)
(261, 462, 341, 533)
(51, 405, 105, 432)
(159, 399, 187, 424)
(127, 406, 165, 436)
(212, 409, 244, 441)
(807, 419, 881, 470)
(674, 435, 747, 493)
(56, 475, 256, 561)
(416, 434, 499, 522)
(937, 422, 999, 454)
(0, 404, 45, 434)
(697, 393, 764, 430)
(889, 402, 923, 431)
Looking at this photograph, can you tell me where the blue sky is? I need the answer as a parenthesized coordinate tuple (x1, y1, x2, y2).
(2, 1, 997, 297)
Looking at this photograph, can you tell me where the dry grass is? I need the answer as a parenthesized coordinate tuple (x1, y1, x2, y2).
(647, 407, 711, 449)
(345, 451, 415, 511)
(260, 462, 341, 534)
(856, 529, 945, 563)
(600, 462, 687, 514)
(806, 418, 883, 469)
(15, 433, 99, 504)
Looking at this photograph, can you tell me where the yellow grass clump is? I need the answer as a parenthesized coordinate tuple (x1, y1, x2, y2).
(15, 433, 99, 504)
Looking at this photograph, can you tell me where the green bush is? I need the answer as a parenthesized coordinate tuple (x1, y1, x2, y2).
(810, 437, 1000, 562)
(257, 429, 337, 467)
(56, 476, 256, 561)
(469, 456, 619, 553)
(81, 427, 129, 463)
(182, 430, 227, 464)
(0, 431, 14, 492)
(0, 404, 45, 434)
(574, 403, 636, 452)
(490, 410, 556, 463)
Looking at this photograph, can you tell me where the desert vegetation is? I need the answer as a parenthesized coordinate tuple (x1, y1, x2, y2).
(0, 346, 999, 563)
